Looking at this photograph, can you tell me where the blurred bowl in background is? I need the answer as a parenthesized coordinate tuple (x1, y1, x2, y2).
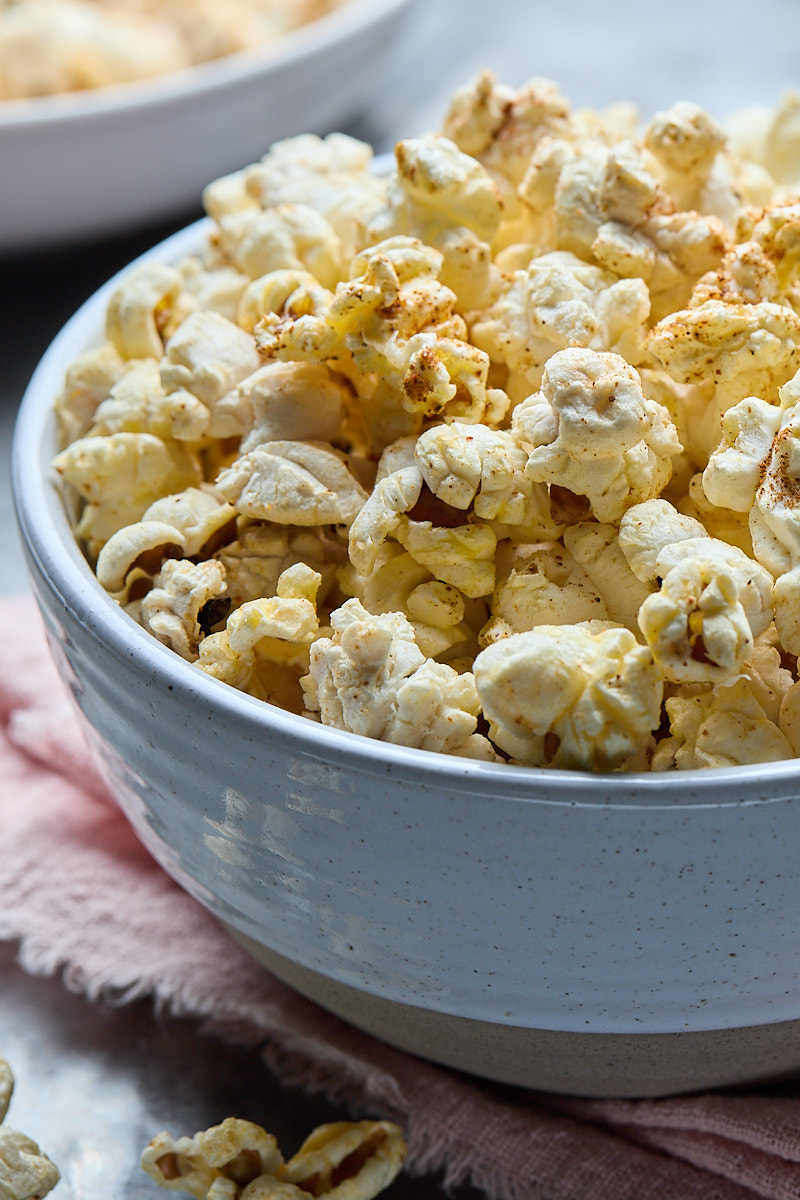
(0, 0, 414, 253)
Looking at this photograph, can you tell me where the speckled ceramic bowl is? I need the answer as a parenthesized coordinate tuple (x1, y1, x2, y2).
(13, 221, 800, 1099)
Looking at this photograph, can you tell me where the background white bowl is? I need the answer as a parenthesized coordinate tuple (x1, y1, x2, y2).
(0, 0, 414, 252)
(13, 220, 800, 1100)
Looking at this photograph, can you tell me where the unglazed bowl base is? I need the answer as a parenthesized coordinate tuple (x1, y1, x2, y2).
(230, 928, 800, 1098)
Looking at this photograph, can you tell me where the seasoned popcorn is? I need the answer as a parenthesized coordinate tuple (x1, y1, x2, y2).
(53, 72, 800, 772)
(0, 0, 347, 100)
(0, 1059, 59, 1200)
(142, 1118, 406, 1200)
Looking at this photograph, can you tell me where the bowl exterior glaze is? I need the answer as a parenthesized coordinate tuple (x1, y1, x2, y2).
(13, 222, 800, 1097)
(0, 0, 414, 250)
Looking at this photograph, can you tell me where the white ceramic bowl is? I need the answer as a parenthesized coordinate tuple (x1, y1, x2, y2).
(0, 0, 413, 253)
(13, 220, 800, 1099)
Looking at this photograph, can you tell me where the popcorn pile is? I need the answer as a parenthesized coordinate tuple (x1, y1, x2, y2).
(0, 1058, 59, 1200)
(141, 1116, 406, 1200)
(52, 73, 800, 772)
(0, 0, 344, 100)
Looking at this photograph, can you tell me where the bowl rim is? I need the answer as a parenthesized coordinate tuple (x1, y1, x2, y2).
(12, 212, 800, 807)
(0, 0, 414, 129)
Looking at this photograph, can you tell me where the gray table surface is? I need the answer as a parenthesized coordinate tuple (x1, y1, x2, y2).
(2, 1, 800, 1196)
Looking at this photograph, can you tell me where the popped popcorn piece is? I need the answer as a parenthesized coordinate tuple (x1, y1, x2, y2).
(394, 516, 496, 599)
(0, 1062, 11, 1124)
(653, 677, 794, 770)
(96, 518, 186, 596)
(414, 421, 558, 535)
(342, 546, 472, 659)
(643, 102, 737, 223)
(52, 432, 202, 556)
(647, 299, 800, 429)
(303, 599, 484, 755)
(106, 262, 188, 361)
(726, 90, 800, 188)
(471, 251, 650, 391)
(702, 396, 783, 512)
(179, 257, 250, 324)
(215, 362, 349, 452)
(143, 489, 237, 556)
(256, 236, 495, 426)
(637, 555, 757, 683)
(473, 624, 663, 770)
(280, 1122, 406, 1200)
(618, 498, 708, 582)
(563, 522, 653, 630)
(160, 311, 261, 437)
(441, 70, 573, 186)
(141, 1118, 283, 1198)
(512, 348, 681, 523)
(481, 542, 610, 643)
(55, 341, 125, 445)
(216, 524, 338, 608)
(89, 359, 212, 442)
(215, 441, 368, 525)
(236, 268, 330, 336)
(141, 558, 229, 660)
(0, 1128, 60, 1200)
(214, 205, 343, 290)
(347, 460, 423, 576)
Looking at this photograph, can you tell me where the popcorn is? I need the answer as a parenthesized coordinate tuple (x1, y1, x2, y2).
(653, 677, 794, 770)
(215, 441, 368, 525)
(303, 599, 487, 757)
(52, 432, 202, 557)
(54, 72, 800, 773)
(473, 624, 663, 770)
(142, 1117, 406, 1200)
(160, 311, 261, 437)
(106, 262, 188, 361)
(141, 558, 229, 660)
(512, 348, 681, 523)
(0, 1059, 59, 1200)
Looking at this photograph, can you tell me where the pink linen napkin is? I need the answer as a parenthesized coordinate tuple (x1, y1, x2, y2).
(4, 595, 800, 1200)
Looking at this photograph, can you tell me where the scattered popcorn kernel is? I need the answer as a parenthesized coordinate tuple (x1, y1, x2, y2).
(0, 1060, 59, 1200)
(512, 348, 681, 523)
(280, 1121, 406, 1200)
(0, 1128, 60, 1200)
(141, 1118, 283, 1198)
(215, 441, 368, 526)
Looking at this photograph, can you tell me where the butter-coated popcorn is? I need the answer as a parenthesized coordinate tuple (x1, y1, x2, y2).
(56, 73, 800, 773)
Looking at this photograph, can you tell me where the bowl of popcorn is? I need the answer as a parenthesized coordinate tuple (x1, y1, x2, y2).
(0, 0, 414, 251)
(14, 72, 800, 1100)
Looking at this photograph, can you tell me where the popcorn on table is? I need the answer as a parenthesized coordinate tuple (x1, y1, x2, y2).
(0, 1058, 59, 1200)
(141, 1116, 407, 1200)
(52, 72, 800, 772)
